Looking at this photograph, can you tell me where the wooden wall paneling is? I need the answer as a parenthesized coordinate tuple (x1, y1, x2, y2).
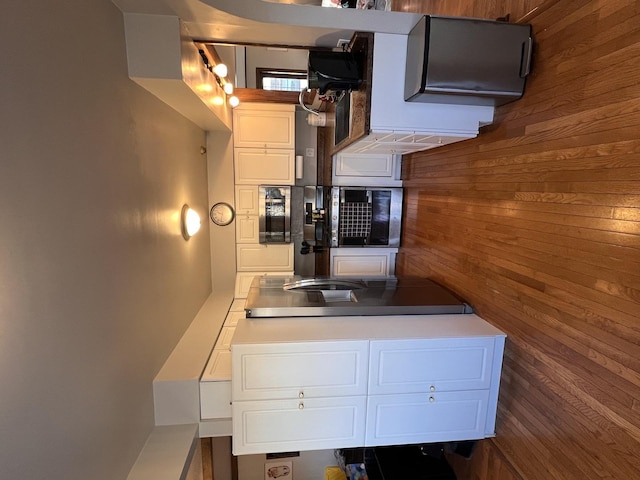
(394, 0, 640, 478)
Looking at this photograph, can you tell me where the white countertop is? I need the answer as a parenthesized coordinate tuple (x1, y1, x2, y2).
(232, 313, 506, 345)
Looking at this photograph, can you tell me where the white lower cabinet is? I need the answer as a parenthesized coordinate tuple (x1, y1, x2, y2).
(365, 337, 497, 446)
(330, 248, 397, 277)
(236, 244, 294, 272)
(232, 396, 367, 455)
(231, 315, 505, 455)
(365, 390, 489, 446)
(231, 340, 369, 455)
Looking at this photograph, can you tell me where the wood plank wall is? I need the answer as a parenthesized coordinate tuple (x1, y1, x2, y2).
(393, 0, 640, 478)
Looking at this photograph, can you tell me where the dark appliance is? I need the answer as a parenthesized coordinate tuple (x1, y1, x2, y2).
(244, 275, 473, 318)
(329, 187, 403, 248)
(405, 15, 533, 106)
(307, 50, 363, 95)
(258, 186, 291, 244)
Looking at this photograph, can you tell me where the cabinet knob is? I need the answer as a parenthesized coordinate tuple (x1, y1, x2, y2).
(430, 385, 436, 392)
(429, 396, 435, 403)
(298, 391, 304, 398)
(298, 402, 304, 410)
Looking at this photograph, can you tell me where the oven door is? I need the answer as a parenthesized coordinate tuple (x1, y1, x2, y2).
(259, 186, 291, 244)
(329, 187, 403, 247)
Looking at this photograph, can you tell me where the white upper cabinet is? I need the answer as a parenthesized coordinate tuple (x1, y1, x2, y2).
(232, 103, 295, 149)
(234, 148, 295, 185)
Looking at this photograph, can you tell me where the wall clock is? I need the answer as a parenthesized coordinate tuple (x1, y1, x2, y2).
(209, 202, 235, 226)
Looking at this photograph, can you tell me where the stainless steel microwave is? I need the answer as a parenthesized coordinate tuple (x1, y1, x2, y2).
(258, 186, 291, 244)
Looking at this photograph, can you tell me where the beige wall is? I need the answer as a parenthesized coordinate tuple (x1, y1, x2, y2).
(0, 1, 213, 479)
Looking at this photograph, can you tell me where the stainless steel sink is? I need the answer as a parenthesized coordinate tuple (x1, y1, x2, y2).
(244, 275, 474, 318)
(283, 278, 364, 303)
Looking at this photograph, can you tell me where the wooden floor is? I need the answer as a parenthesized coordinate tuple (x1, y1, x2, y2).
(393, 0, 640, 478)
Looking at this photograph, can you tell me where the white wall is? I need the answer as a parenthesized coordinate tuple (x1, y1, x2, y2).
(0, 1, 213, 479)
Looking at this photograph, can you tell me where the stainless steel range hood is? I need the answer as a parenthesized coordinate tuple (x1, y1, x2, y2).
(244, 275, 473, 317)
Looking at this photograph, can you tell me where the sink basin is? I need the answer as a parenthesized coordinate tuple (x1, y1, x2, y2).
(283, 278, 365, 291)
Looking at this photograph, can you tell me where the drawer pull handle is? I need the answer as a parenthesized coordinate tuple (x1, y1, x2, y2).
(430, 385, 436, 392)
(429, 396, 435, 403)
(298, 391, 304, 398)
(299, 402, 304, 410)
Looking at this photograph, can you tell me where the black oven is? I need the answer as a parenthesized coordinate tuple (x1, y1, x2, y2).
(259, 186, 291, 244)
(329, 187, 403, 247)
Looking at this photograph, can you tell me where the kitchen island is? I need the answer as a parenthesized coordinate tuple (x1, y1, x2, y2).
(230, 313, 506, 455)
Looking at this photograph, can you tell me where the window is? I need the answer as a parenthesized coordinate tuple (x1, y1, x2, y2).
(256, 68, 308, 92)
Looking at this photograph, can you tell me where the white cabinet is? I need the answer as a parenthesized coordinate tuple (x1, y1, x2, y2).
(365, 337, 496, 446)
(233, 103, 295, 149)
(236, 215, 259, 244)
(232, 340, 369, 454)
(235, 186, 259, 215)
(330, 248, 397, 277)
(365, 390, 489, 446)
(233, 396, 367, 455)
(230, 314, 506, 455)
(234, 148, 295, 185)
(236, 244, 294, 272)
(332, 152, 402, 187)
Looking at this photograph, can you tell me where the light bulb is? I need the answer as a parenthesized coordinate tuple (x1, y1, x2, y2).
(223, 82, 234, 95)
(212, 63, 228, 78)
(181, 205, 201, 240)
(228, 96, 240, 108)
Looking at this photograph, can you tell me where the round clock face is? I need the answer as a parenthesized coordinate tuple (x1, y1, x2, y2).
(210, 202, 235, 226)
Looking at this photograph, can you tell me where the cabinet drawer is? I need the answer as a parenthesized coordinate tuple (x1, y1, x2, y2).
(232, 396, 366, 455)
(369, 337, 495, 394)
(365, 390, 490, 446)
(232, 341, 369, 401)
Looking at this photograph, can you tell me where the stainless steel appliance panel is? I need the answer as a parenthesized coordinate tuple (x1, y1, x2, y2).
(259, 186, 291, 244)
(330, 187, 403, 247)
(405, 15, 533, 106)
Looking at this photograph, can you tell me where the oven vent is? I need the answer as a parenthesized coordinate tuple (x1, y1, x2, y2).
(339, 202, 372, 239)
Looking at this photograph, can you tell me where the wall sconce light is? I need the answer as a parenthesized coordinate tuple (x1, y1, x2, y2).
(181, 204, 201, 240)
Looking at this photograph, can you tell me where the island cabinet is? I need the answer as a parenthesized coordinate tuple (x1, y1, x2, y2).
(365, 337, 496, 446)
(231, 314, 506, 455)
(231, 341, 369, 455)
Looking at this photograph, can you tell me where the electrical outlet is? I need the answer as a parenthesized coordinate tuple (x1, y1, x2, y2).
(305, 148, 314, 158)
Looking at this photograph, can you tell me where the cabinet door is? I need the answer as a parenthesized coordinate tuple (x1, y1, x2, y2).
(368, 338, 495, 394)
(234, 149, 295, 185)
(236, 215, 259, 243)
(232, 340, 369, 401)
(335, 152, 395, 177)
(233, 105, 295, 149)
(330, 248, 396, 277)
(236, 244, 294, 272)
(232, 396, 367, 455)
(365, 390, 489, 446)
(235, 186, 259, 215)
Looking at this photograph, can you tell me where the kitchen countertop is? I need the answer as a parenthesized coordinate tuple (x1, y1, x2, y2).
(319, 32, 373, 185)
(233, 313, 506, 344)
(315, 32, 374, 276)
